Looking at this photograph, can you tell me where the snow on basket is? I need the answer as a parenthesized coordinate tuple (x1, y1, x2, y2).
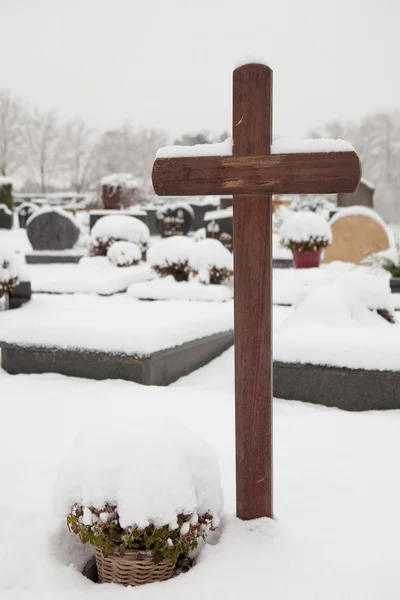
(148, 236, 195, 281)
(191, 238, 233, 284)
(90, 215, 150, 257)
(53, 421, 223, 586)
(107, 241, 142, 267)
(280, 211, 332, 269)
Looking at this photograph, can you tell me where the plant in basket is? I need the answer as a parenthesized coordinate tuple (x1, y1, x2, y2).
(191, 238, 233, 285)
(67, 503, 217, 585)
(362, 236, 400, 293)
(280, 211, 332, 268)
(53, 421, 223, 588)
(148, 236, 195, 281)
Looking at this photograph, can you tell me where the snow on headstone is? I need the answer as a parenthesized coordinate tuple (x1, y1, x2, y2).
(323, 206, 390, 265)
(100, 173, 142, 210)
(53, 421, 223, 531)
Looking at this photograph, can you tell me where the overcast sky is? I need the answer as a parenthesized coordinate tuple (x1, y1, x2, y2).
(1, 0, 399, 140)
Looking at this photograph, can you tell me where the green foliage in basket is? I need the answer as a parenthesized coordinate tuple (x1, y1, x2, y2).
(67, 503, 216, 564)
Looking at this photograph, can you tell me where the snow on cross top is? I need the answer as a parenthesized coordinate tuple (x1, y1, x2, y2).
(155, 137, 355, 158)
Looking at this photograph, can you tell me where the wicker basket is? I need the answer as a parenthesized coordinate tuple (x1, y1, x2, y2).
(95, 547, 176, 586)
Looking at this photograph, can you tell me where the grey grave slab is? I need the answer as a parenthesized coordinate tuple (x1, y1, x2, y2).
(274, 360, 400, 411)
(1, 330, 234, 386)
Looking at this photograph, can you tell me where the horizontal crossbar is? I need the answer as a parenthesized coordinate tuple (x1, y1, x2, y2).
(152, 152, 361, 196)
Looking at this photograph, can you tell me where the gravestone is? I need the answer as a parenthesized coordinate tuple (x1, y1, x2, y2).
(27, 209, 80, 251)
(0, 204, 13, 229)
(18, 203, 39, 228)
(220, 196, 233, 209)
(323, 208, 389, 264)
(157, 203, 193, 237)
(188, 200, 218, 230)
(337, 178, 374, 209)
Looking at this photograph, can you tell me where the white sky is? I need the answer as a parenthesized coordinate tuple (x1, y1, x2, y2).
(1, 0, 399, 139)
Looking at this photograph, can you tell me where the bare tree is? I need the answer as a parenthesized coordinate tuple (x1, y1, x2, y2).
(0, 89, 26, 176)
(90, 123, 168, 193)
(26, 109, 64, 192)
(61, 118, 97, 192)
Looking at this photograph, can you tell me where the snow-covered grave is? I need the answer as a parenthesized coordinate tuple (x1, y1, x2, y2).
(273, 272, 400, 409)
(2, 342, 400, 598)
(0, 294, 234, 384)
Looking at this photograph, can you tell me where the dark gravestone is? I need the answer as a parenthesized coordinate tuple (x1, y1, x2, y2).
(144, 206, 161, 235)
(10, 281, 32, 309)
(0, 204, 13, 229)
(220, 196, 233, 209)
(157, 204, 193, 237)
(27, 210, 80, 250)
(188, 202, 218, 230)
(337, 179, 374, 209)
(18, 203, 39, 228)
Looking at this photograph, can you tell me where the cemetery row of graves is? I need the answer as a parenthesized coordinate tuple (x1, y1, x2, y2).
(1, 64, 400, 598)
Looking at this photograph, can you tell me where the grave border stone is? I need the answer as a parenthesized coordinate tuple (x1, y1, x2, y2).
(0, 330, 234, 385)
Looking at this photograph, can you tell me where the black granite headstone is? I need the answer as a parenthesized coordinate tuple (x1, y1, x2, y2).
(205, 212, 233, 247)
(0, 204, 13, 230)
(18, 203, 39, 229)
(188, 202, 218, 231)
(27, 210, 80, 250)
(157, 205, 193, 237)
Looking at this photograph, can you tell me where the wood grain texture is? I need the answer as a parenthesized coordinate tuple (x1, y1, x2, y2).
(152, 152, 361, 196)
(233, 63, 273, 520)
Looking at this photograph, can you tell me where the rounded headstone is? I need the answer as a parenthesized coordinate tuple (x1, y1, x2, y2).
(323, 209, 389, 264)
(27, 209, 80, 250)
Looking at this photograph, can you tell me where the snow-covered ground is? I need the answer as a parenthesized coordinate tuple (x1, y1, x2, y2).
(1, 338, 400, 599)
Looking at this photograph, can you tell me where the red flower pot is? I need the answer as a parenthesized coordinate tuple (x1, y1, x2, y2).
(292, 248, 322, 269)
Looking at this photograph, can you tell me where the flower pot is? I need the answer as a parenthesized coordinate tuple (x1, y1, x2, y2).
(95, 547, 176, 586)
(173, 272, 189, 282)
(390, 278, 400, 293)
(292, 248, 322, 269)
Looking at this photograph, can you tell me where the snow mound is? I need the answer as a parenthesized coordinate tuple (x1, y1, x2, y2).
(288, 274, 392, 327)
(107, 241, 142, 267)
(53, 420, 223, 530)
(280, 211, 332, 245)
(191, 238, 233, 272)
(127, 276, 233, 302)
(100, 173, 141, 190)
(193, 227, 206, 241)
(91, 215, 150, 247)
(148, 236, 195, 268)
(0, 176, 12, 185)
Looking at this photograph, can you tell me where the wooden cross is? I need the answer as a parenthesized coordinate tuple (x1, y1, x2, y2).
(152, 63, 361, 520)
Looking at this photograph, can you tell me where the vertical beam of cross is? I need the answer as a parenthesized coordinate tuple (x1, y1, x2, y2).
(233, 64, 273, 520)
